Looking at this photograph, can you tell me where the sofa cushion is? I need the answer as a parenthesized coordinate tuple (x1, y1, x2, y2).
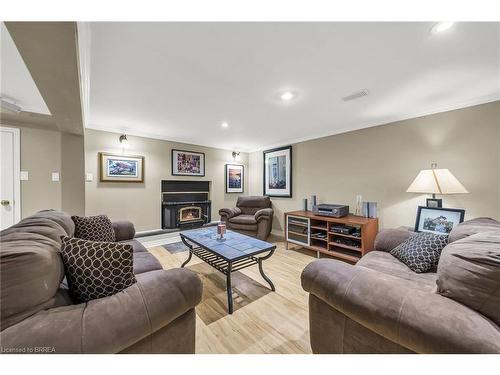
(133, 251, 163, 275)
(448, 217, 500, 243)
(112, 220, 136, 242)
(60, 237, 136, 303)
(228, 214, 257, 225)
(26, 209, 75, 237)
(1, 210, 74, 242)
(227, 222, 258, 232)
(374, 228, 415, 252)
(72, 214, 116, 242)
(437, 232, 500, 326)
(390, 232, 448, 273)
(357, 251, 437, 290)
(236, 196, 271, 215)
(0, 212, 70, 330)
(119, 239, 148, 253)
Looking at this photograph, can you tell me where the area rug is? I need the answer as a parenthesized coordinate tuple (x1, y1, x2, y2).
(148, 243, 272, 325)
(162, 241, 189, 254)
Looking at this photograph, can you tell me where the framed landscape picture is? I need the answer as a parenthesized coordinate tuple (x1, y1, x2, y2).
(172, 149, 205, 177)
(263, 145, 292, 197)
(414, 206, 465, 235)
(99, 153, 144, 182)
(225, 164, 244, 193)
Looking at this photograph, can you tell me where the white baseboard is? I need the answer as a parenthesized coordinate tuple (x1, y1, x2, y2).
(135, 221, 220, 236)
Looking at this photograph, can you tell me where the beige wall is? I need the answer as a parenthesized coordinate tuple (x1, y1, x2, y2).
(9, 100, 498, 232)
(61, 132, 85, 216)
(249, 101, 500, 233)
(84, 129, 249, 232)
(2, 125, 86, 219)
(18, 126, 62, 217)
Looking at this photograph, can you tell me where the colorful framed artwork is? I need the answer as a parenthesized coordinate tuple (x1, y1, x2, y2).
(99, 153, 144, 182)
(263, 145, 292, 198)
(172, 149, 205, 177)
(225, 164, 244, 193)
(414, 206, 465, 235)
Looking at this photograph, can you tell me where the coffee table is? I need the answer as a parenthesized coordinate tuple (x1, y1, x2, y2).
(180, 227, 276, 314)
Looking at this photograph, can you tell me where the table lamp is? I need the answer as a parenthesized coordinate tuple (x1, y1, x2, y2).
(406, 163, 468, 207)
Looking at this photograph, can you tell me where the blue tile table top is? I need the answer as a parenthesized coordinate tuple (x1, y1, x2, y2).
(180, 227, 275, 261)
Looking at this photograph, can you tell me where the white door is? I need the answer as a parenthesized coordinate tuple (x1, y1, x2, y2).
(0, 126, 21, 230)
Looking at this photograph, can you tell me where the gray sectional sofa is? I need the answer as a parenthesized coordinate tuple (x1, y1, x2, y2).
(0, 210, 202, 354)
(302, 217, 500, 354)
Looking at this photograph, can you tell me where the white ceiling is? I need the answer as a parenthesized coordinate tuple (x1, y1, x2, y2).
(86, 22, 500, 152)
(0, 23, 51, 115)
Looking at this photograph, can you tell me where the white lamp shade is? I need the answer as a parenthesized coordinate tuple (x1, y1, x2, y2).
(407, 168, 468, 195)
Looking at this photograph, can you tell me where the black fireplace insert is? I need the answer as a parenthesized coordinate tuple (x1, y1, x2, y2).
(161, 180, 211, 229)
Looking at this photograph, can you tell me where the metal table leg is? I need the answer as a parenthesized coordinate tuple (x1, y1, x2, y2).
(256, 249, 276, 291)
(226, 262, 233, 314)
(180, 236, 193, 268)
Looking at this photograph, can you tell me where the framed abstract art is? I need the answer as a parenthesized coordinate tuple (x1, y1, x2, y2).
(171, 149, 205, 177)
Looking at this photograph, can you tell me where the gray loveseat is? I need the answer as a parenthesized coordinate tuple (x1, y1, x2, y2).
(301, 217, 500, 353)
(0, 210, 202, 354)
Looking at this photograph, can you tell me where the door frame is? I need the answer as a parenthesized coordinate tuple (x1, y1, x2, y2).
(0, 125, 21, 225)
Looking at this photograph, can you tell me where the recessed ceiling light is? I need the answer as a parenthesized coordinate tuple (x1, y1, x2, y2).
(431, 22, 455, 34)
(221, 122, 229, 128)
(279, 91, 297, 102)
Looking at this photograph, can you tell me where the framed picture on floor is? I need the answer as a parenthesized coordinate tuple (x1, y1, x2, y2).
(225, 164, 244, 193)
(414, 206, 465, 235)
(263, 145, 292, 197)
(99, 153, 144, 182)
(172, 149, 205, 177)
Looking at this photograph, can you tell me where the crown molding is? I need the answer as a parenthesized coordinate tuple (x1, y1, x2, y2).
(87, 93, 500, 154)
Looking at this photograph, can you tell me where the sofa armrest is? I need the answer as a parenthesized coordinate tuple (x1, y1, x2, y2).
(254, 208, 273, 222)
(112, 220, 136, 241)
(0, 268, 202, 353)
(219, 207, 241, 221)
(374, 228, 414, 252)
(301, 259, 500, 353)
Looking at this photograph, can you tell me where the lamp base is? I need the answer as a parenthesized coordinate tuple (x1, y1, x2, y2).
(426, 198, 442, 208)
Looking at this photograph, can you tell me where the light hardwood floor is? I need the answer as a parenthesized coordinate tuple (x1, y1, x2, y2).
(148, 235, 318, 354)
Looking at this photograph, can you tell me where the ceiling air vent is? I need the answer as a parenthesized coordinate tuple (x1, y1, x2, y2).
(342, 89, 370, 102)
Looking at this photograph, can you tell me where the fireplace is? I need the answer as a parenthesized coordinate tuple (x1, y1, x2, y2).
(161, 180, 211, 229)
(179, 206, 202, 223)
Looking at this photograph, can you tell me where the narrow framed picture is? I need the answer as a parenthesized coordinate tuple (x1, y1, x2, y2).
(99, 153, 144, 182)
(225, 164, 244, 193)
(263, 145, 292, 198)
(414, 206, 465, 235)
(172, 149, 205, 177)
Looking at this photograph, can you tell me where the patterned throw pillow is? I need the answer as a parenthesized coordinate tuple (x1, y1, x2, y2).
(72, 214, 116, 242)
(60, 236, 136, 302)
(390, 232, 449, 273)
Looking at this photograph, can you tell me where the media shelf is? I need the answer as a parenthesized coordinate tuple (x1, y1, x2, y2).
(284, 210, 378, 263)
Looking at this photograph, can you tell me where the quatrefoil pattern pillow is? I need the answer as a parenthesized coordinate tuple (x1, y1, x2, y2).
(390, 232, 449, 273)
(60, 236, 136, 302)
(72, 214, 116, 242)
